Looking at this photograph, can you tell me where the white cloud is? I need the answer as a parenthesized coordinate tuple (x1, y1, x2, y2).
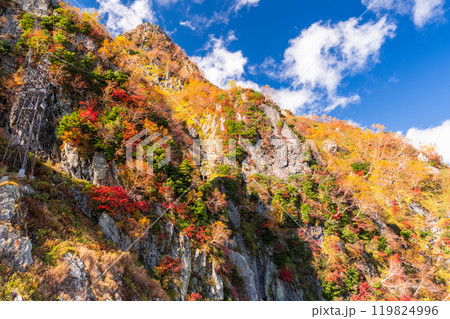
(406, 120, 450, 164)
(323, 94, 361, 112)
(179, 12, 230, 31)
(155, 0, 180, 6)
(179, 0, 259, 31)
(362, 0, 410, 13)
(97, 0, 156, 35)
(236, 80, 261, 91)
(192, 33, 259, 89)
(193, 16, 396, 114)
(180, 20, 196, 30)
(278, 16, 396, 113)
(413, 0, 445, 27)
(233, 0, 260, 11)
(362, 0, 445, 27)
(275, 88, 316, 113)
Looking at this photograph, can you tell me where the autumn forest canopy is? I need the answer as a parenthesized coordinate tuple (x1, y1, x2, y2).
(0, 1, 448, 302)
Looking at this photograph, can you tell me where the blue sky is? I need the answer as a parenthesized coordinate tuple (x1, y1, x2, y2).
(69, 0, 450, 162)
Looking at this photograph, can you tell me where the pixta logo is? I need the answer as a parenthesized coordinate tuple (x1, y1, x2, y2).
(126, 129, 171, 175)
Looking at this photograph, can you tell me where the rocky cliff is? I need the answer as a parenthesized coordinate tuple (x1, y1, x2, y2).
(0, 1, 448, 301)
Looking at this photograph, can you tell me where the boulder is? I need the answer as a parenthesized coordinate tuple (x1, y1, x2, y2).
(0, 224, 33, 271)
(322, 140, 339, 154)
(0, 181, 20, 222)
(58, 252, 94, 301)
(64, 252, 88, 291)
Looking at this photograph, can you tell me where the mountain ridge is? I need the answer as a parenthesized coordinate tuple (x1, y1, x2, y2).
(0, 1, 448, 301)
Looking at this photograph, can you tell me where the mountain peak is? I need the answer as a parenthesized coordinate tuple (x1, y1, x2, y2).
(0, 1, 448, 302)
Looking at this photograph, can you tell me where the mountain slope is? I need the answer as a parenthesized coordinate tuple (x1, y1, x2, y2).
(0, 1, 448, 301)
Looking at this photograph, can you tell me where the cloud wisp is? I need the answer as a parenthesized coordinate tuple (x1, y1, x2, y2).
(406, 119, 450, 164)
(97, 0, 157, 35)
(233, 0, 261, 12)
(361, 0, 446, 27)
(179, 0, 260, 32)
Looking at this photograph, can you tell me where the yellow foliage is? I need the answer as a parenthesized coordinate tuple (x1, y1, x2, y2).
(114, 35, 131, 49)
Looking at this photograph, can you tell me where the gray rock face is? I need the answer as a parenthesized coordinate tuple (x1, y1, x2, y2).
(0, 4, 21, 77)
(0, 182, 20, 222)
(97, 214, 228, 300)
(227, 201, 241, 228)
(263, 258, 305, 301)
(59, 144, 114, 186)
(70, 186, 94, 219)
(322, 140, 339, 154)
(210, 259, 224, 299)
(179, 235, 192, 300)
(59, 252, 94, 301)
(12, 0, 58, 15)
(199, 104, 310, 181)
(59, 144, 92, 181)
(0, 224, 33, 271)
(65, 252, 88, 284)
(14, 293, 23, 301)
(96, 198, 312, 301)
(92, 152, 108, 185)
(408, 202, 429, 217)
(98, 213, 132, 251)
(241, 117, 310, 180)
(97, 208, 313, 301)
(227, 234, 311, 301)
(138, 232, 163, 270)
(262, 104, 310, 176)
(192, 249, 207, 275)
(228, 250, 258, 300)
(189, 249, 225, 300)
(19, 184, 36, 196)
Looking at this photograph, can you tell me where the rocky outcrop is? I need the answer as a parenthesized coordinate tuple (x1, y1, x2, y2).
(209, 259, 224, 299)
(227, 200, 241, 228)
(0, 178, 33, 271)
(98, 213, 227, 300)
(408, 202, 430, 217)
(241, 120, 310, 180)
(12, 0, 59, 15)
(0, 3, 21, 76)
(227, 233, 309, 301)
(99, 213, 132, 251)
(70, 186, 94, 219)
(58, 252, 94, 301)
(322, 140, 339, 154)
(242, 104, 310, 180)
(199, 104, 310, 181)
(0, 223, 33, 271)
(59, 144, 116, 186)
(229, 250, 258, 300)
(179, 235, 192, 300)
(0, 181, 20, 222)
